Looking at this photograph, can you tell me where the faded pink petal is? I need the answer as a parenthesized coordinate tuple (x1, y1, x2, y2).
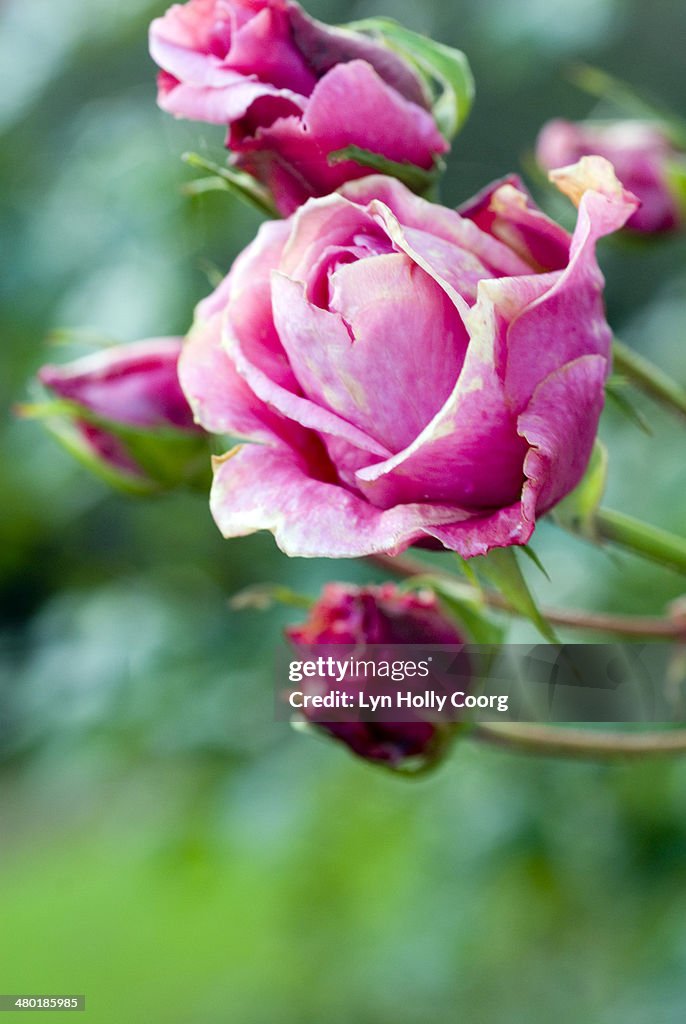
(210, 443, 469, 558)
(271, 257, 467, 453)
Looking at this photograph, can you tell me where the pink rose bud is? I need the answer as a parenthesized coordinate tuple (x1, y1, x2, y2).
(35, 338, 209, 493)
(180, 160, 638, 559)
(536, 119, 684, 234)
(149, 0, 453, 213)
(286, 583, 466, 768)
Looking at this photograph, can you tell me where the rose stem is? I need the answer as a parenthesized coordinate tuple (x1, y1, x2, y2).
(593, 507, 686, 576)
(612, 338, 686, 420)
(368, 553, 686, 639)
(471, 722, 686, 760)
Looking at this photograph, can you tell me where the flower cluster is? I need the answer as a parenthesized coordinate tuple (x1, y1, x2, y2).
(26, 0, 686, 769)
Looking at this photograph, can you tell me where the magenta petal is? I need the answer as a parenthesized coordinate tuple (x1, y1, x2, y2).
(302, 61, 447, 167)
(210, 443, 471, 557)
(355, 327, 527, 509)
(222, 218, 297, 390)
(39, 338, 195, 430)
(423, 503, 535, 558)
(458, 177, 571, 271)
(519, 354, 607, 516)
(235, 61, 447, 204)
(228, 6, 317, 95)
(501, 180, 636, 411)
(284, 1, 430, 108)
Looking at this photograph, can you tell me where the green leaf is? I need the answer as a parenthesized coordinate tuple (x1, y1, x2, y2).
(473, 548, 559, 644)
(520, 545, 551, 582)
(22, 395, 213, 494)
(327, 145, 442, 192)
(347, 18, 474, 140)
(552, 439, 608, 540)
(182, 152, 278, 217)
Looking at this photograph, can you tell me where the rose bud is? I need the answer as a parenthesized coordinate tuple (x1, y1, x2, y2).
(149, 0, 456, 213)
(180, 157, 638, 558)
(33, 338, 210, 493)
(286, 583, 467, 769)
(536, 118, 685, 234)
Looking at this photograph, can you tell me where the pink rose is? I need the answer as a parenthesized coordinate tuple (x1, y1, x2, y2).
(37, 338, 208, 492)
(286, 582, 466, 767)
(180, 158, 638, 558)
(149, 0, 449, 213)
(536, 119, 684, 234)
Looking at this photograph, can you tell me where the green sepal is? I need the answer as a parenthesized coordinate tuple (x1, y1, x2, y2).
(182, 152, 278, 217)
(346, 18, 474, 140)
(328, 145, 443, 193)
(552, 439, 608, 542)
(470, 548, 559, 644)
(664, 157, 686, 221)
(22, 396, 213, 495)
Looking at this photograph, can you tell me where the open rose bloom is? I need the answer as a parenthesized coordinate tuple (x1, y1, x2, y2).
(180, 156, 638, 559)
(149, 0, 449, 213)
(536, 119, 684, 234)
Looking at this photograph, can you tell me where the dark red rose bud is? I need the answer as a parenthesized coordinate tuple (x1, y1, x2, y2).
(286, 583, 468, 770)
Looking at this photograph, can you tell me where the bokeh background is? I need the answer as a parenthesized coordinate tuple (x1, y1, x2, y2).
(2, 0, 686, 1020)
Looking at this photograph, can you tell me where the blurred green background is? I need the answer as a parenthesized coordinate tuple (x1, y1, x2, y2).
(2, 0, 686, 1020)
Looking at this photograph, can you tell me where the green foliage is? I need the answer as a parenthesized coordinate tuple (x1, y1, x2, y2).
(348, 17, 475, 139)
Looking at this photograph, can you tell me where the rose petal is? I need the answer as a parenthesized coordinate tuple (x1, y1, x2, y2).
(519, 353, 608, 516)
(271, 257, 468, 453)
(458, 176, 571, 271)
(285, 0, 430, 108)
(210, 442, 471, 557)
(179, 312, 299, 445)
(234, 61, 447, 206)
(498, 168, 637, 411)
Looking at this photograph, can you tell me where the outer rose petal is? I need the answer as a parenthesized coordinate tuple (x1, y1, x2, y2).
(423, 503, 534, 558)
(179, 311, 300, 445)
(234, 61, 447, 211)
(284, 1, 429, 108)
(499, 160, 639, 410)
(210, 443, 471, 557)
(519, 354, 607, 517)
(39, 338, 194, 429)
